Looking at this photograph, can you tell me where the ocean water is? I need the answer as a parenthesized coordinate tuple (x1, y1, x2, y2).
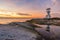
(0, 18, 31, 24)
(36, 25, 60, 39)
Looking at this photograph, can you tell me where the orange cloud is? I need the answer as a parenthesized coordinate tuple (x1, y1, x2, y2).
(30, 12, 46, 18)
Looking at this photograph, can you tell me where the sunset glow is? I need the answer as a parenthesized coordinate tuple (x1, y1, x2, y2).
(0, 9, 31, 18)
(0, 0, 60, 18)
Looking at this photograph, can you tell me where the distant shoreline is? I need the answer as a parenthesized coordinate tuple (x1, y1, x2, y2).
(0, 17, 32, 19)
(0, 18, 31, 24)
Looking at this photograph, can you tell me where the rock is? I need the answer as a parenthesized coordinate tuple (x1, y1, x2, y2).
(0, 23, 41, 40)
(36, 29, 56, 40)
(8, 22, 41, 30)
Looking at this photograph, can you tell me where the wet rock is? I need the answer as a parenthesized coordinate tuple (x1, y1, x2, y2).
(0, 22, 41, 40)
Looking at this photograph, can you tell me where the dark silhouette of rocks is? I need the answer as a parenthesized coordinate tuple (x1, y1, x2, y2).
(26, 18, 60, 26)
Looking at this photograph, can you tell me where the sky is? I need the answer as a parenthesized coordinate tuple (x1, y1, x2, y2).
(0, 0, 60, 18)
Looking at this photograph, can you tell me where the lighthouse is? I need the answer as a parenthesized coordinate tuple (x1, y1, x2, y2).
(46, 8, 51, 18)
(46, 8, 51, 32)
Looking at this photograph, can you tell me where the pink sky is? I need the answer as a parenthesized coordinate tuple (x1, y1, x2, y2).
(0, 0, 60, 18)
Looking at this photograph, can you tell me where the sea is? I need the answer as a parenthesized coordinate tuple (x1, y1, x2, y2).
(0, 18, 31, 24)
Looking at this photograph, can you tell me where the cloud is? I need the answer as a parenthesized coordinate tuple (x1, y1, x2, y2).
(17, 13, 31, 16)
(51, 13, 60, 17)
(51, 0, 56, 3)
(51, 0, 57, 5)
(0, 0, 60, 18)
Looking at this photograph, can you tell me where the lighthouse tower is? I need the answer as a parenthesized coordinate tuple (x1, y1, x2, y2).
(46, 8, 51, 18)
(46, 8, 51, 32)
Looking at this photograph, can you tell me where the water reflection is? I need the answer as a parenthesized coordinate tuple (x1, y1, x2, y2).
(36, 25, 60, 36)
(0, 18, 30, 24)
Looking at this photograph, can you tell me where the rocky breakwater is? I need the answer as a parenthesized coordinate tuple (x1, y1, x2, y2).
(0, 22, 41, 40)
(0, 22, 57, 40)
